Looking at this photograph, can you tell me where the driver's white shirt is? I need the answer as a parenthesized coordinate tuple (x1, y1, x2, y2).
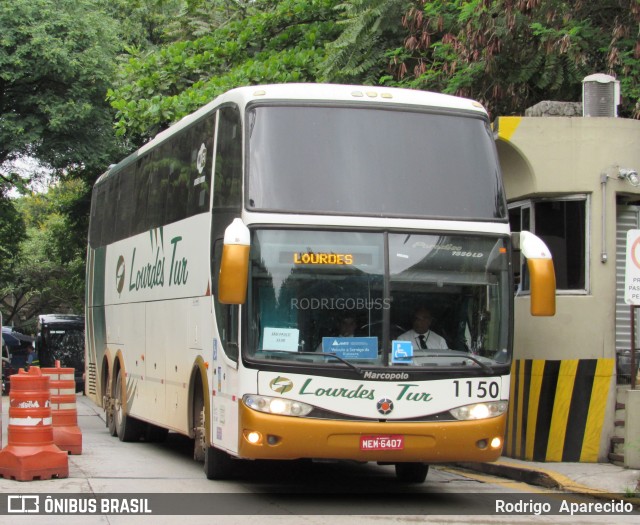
(397, 329, 447, 350)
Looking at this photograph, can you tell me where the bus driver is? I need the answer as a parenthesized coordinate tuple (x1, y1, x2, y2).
(398, 307, 447, 351)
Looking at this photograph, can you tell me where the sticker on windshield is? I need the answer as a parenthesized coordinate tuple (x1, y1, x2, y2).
(321, 337, 377, 359)
(391, 340, 413, 364)
(263, 327, 299, 352)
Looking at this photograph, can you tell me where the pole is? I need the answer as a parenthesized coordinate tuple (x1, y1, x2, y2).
(631, 305, 637, 390)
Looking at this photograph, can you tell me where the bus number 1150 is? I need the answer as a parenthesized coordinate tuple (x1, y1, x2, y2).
(453, 380, 499, 399)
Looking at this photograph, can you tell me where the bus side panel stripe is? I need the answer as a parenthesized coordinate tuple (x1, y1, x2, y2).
(533, 360, 559, 461)
(580, 359, 615, 462)
(562, 359, 597, 461)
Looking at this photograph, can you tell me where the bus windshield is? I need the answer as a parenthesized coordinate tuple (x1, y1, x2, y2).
(246, 229, 511, 369)
(247, 105, 505, 220)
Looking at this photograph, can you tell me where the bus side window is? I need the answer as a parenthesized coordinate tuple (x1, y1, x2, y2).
(100, 176, 118, 245)
(132, 157, 150, 234)
(214, 106, 242, 211)
(212, 238, 239, 361)
(115, 164, 135, 240)
(146, 149, 169, 229)
(89, 184, 106, 247)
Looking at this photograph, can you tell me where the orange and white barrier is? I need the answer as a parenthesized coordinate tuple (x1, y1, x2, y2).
(0, 367, 68, 481)
(42, 361, 82, 455)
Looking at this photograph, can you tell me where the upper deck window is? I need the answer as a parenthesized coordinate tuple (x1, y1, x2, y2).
(247, 105, 506, 220)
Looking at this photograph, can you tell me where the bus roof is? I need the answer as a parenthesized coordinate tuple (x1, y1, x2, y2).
(96, 83, 488, 186)
(38, 314, 84, 326)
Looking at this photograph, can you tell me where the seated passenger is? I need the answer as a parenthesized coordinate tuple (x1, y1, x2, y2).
(316, 313, 357, 351)
(336, 315, 357, 337)
(398, 307, 447, 350)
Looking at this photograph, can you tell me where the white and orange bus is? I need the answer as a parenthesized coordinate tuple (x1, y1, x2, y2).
(85, 84, 555, 482)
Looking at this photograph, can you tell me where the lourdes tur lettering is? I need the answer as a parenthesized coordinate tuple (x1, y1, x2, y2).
(297, 379, 433, 402)
(128, 236, 189, 292)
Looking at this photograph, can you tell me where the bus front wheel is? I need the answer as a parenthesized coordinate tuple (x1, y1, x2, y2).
(395, 462, 429, 483)
(204, 444, 232, 480)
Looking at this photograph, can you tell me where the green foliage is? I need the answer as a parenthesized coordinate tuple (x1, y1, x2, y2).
(1, 180, 87, 324)
(324, 0, 640, 118)
(319, 0, 410, 84)
(108, 0, 343, 139)
(162, 0, 252, 42)
(0, 0, 123, 182)
(0, 189, 26, 295)
(104, 0, 184, 48)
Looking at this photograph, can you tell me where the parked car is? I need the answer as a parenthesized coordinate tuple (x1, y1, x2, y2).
(2, 343, 9, 394)
(2, 326, 35, 394)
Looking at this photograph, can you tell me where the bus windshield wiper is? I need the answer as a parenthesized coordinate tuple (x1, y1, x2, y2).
(424, 352, 495, 374)
(260, 350, 363, 375)
(298, 351, 364, 375)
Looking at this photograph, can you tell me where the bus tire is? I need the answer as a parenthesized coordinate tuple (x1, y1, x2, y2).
(144, 423, 168, 443)
(107, 404, 117, 437)
(115, 368, 143, 442)
(204, 444, 232, 480)
(106, 376, 117, 437)
(395, 462, 429, 483)
(194, 402, 206, 462)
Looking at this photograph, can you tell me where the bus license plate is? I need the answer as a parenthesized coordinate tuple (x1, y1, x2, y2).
(360, 435, 404, 451)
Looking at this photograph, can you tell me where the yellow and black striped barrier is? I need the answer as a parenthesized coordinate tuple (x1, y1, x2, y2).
(504, 358, 615, 462)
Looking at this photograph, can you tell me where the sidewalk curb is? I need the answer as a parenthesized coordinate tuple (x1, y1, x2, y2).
(455, 461, 640, 507)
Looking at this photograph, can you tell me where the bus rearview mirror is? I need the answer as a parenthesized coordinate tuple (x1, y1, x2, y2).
(218, 219, 250, 305)
(518, 231, 556, 316)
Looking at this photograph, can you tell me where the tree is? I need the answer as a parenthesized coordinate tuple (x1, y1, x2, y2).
(0, 0, 209, 328)
(1, 181, 87, 325)
(0, 0, 122, 191)
(0, 188, 26, 301)
(319, 0, 410, 84)
(321, 0, 640, 119)
(108, 0, 343, 140)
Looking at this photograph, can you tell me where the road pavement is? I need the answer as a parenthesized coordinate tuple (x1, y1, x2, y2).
(0, 393, 637, 524)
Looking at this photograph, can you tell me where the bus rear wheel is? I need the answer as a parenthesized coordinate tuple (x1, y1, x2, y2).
(395, 462, 429, 483)
(114, 368, 143, 442)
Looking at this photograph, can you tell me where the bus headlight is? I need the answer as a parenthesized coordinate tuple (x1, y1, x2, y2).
(243, 395, 313, 417)
(450, 400, 508, 420)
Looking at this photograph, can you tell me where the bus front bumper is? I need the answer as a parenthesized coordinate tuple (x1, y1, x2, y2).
(237, 403, 506, 463)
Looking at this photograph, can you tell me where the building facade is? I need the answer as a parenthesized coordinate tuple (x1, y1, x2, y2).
(496, 108, 640, 465)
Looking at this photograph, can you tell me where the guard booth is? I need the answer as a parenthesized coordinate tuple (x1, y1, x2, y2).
(495, 76, 640, 466)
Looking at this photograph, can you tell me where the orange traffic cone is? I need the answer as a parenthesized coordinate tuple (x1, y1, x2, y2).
(0, 367, 68, 481)
(42, 361, 82, 454)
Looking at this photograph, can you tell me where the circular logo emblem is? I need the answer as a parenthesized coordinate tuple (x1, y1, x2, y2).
(377, 398, 394, 415)
(269, 376, 293, 394)
(632, 236, 640, 269)
(196, 143, 207, 174)
(115, 255, 126, 295)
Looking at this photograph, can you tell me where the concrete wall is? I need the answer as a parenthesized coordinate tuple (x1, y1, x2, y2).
(626, 389, 640, 468)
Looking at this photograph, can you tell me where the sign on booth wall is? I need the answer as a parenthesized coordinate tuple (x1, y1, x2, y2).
(624, 229, 640, 305)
